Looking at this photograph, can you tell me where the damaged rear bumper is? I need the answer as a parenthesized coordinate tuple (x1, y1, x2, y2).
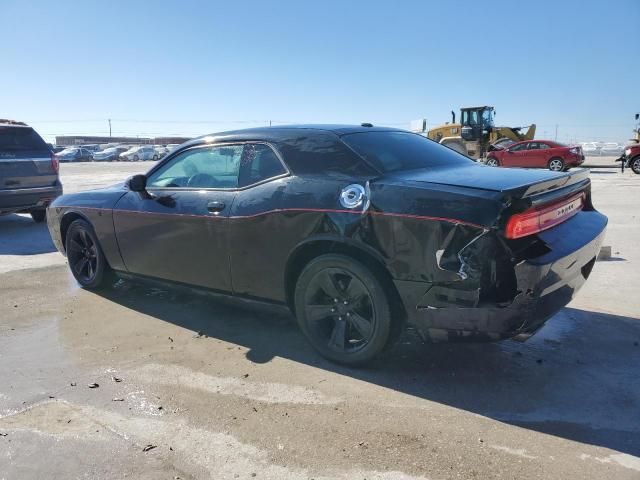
(394, 210, 608, 342)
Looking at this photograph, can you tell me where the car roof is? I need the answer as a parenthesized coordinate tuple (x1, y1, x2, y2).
(0, 119, 30, 128)
(181, 124, 406, 148)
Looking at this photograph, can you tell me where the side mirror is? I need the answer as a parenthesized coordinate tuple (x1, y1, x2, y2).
(127, 174, 147, 192)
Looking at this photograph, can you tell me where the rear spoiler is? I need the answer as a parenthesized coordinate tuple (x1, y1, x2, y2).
(519, 168, 590, 198)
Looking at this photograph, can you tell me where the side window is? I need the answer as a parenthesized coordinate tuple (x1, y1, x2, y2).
(528, 142, 540, 150)
(538, 143, 550, 150)
(238, 144, 287, 187)
(510, 143, 528, 152)
(147, 145, 243, 189)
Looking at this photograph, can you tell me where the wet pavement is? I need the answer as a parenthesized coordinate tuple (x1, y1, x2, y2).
(0, 162, 639, 479)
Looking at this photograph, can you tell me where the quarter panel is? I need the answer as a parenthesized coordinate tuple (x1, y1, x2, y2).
(48, 187, 128, 270)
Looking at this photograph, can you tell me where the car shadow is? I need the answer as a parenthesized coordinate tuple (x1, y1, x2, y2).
(95, 279, 640, 457)
(0, 213, 56, 255)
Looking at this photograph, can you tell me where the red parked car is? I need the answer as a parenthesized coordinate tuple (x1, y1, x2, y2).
(485, 140, 585, 171)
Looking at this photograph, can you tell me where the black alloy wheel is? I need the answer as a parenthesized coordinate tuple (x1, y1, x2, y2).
(65, 219, 109, 288)
(294, 254, 392, 365)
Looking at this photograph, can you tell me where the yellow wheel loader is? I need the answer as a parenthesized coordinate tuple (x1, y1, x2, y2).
(425, 106, 536, 160)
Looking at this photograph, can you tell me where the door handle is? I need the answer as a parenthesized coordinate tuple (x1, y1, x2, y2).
(207, 201, 226, 213)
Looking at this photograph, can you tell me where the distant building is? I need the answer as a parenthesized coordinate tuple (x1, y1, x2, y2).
(55, 135, 191, 146)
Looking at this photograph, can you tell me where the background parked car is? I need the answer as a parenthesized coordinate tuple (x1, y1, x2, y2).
(80, 144, 101, 152)
(599, 142, 624, 156)
(485, 140, 584, 171)
(56, 147, 94, 162)
(0, 119, 62, 222)
(119, 145, 158, 161)
(580, 142, 602, 156)
(92, 146, 129, 162)
(153, 145, 169, 159)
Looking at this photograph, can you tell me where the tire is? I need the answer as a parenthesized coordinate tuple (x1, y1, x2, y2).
(152, 154, 159, 160)
(631, 156, 640, 175)
(548, 157, 565, 171)
(65, 219, 110, 289)
(30, 209, 46, 223)
(133, 155, 139, 161)
(485, 157, 500, 167)
(294, 254, 392, 365)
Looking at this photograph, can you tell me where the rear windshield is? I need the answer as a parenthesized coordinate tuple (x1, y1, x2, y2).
(341, 131, 472, 173)
(0, 126, 50, 153)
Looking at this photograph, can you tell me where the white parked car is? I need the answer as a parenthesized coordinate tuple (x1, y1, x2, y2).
(580, 142, 602, 156)
(119, 146, 159, 161)
(599, 142, 624, 156)
(153, 145, 169, 159)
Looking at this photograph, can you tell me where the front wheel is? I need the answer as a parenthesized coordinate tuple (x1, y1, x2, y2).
(294, 254, 393, 365)
(548, 157, 565, 171)
(485, 157, 500, 167)
(133, 155, 139, 161)
(65, 219, 110, 289)
(631, 156, 640, 174)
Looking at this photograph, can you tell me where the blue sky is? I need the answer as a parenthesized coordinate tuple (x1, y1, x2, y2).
(1, 0, 638, 144)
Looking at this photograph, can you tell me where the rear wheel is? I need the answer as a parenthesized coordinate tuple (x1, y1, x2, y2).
(485, 157, 500, 167)
(30, 209, 46, 223)
(631, 156, 640, 174)
(65, 219, 110, 289)
(294, 254, 392, 365)
(548, 157, 565, 171)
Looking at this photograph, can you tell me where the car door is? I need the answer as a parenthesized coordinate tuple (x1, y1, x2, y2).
(112, 143, 243, 292)
(532, 142, 552, 167)
(526, 142, 545, 167)
(228, 142, 290, 300)
(503, 142, 529, 167)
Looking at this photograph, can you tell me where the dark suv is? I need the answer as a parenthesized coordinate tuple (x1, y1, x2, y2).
(0, 120, 63, 222)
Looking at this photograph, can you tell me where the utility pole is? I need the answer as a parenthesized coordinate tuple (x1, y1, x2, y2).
(108, 119, 112, 137)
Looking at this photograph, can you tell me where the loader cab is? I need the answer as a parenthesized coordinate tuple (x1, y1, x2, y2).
(460, 106, 495, 141)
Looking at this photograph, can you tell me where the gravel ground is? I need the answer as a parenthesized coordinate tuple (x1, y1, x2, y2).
(0, 160, 639, 479)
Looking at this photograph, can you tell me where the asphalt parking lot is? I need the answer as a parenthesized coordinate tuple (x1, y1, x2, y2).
(1, 160, 639, 479)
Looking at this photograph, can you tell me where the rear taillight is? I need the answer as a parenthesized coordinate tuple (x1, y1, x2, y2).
(505, 193, 584, 239)
(51, 153, 59, 174)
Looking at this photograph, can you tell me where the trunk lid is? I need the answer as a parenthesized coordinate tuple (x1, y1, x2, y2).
(382, 163, 589, 198)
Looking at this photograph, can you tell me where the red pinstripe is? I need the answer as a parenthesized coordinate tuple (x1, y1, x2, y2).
(58, 206, 487, 230)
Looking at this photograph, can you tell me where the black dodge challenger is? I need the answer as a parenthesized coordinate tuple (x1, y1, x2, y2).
(47, 125, 607, 365)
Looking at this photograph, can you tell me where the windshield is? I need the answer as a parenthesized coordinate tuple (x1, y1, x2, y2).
(482, 108, 494, 127)
(341, 131, 472, 173)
